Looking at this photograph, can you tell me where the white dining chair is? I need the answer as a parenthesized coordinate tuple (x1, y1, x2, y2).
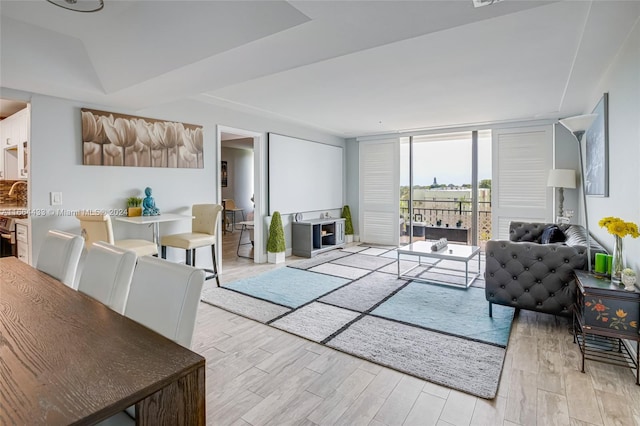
(77, 242, 137, 314)
(94, 256, 206, 425)
(125, 256, 205, 348)
(36, 230, 84, 288)
(76, 212, 158, 257)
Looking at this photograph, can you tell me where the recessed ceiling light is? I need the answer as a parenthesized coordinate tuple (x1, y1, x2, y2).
(46, 0, 104, 13)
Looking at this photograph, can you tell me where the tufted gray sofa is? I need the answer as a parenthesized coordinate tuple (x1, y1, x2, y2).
(485, 222, 607, 317)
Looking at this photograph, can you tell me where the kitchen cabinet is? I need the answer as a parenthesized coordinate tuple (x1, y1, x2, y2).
(15, 219, 30, 265)
(1, 108, 29, 180)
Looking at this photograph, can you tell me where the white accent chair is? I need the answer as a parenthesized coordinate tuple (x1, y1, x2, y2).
(125, 256, 206, 348)
(160, 204, 223, 286)
(76, 213, 158, 257)
(36, 230, 84, 288)
(77, 242, 137, 314)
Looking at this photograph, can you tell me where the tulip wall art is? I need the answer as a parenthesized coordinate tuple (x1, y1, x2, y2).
(82, 108, 204, 168)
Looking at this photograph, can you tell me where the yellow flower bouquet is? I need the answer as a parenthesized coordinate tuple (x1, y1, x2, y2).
(598, 217, 639, 283)
(598, 217, 639, 238)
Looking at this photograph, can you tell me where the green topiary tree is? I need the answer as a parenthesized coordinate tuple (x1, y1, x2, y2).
(342, 205, 354, 235)
(267, 211, 286, 253)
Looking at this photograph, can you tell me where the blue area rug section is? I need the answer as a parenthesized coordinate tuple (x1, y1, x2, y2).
(372, 283, 514, 347)
(225, 267, 350, 308)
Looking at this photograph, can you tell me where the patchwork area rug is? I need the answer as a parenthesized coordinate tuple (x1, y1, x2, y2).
(201, 245, 513, 399)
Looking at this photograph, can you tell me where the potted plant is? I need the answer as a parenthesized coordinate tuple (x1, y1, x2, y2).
(342, 205, 354, 243)
(267, 211, 286, 263)
(126, 197, 143, 217)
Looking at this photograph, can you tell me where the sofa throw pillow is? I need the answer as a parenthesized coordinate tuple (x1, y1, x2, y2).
(541, 225, 567, 244)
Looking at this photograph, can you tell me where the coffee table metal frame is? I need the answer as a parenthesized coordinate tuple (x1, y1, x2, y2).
(397, 241, 481, 288)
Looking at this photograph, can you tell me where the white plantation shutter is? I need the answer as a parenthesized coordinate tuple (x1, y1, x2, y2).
(492, 125, 553, 239)
(359, 138, 400, 245)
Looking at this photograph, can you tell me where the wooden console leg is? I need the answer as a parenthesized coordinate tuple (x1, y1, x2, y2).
(581, 334, 586, 373)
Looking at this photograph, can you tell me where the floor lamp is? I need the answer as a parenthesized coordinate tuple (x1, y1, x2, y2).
(558, 114, 597, 273)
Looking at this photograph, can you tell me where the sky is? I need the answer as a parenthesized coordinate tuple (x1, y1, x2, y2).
(399, 133, 492, 186)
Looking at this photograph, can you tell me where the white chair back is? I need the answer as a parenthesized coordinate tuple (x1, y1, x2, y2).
(192, 204, 223, 236)
(76, 213, 115, 248)
(125, 256, 205, 348)
(77, 242, 137, 314)
(36, 230, 84, 288)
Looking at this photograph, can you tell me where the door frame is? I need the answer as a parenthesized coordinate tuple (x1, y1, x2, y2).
(217, 125, 266, 264)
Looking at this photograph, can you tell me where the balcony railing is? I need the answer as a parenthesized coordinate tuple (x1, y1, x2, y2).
(400, 199, 492, 245)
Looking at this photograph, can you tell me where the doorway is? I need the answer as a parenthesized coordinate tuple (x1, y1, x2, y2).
(399, 130, 492, 249)
(217, 126, 264, 266)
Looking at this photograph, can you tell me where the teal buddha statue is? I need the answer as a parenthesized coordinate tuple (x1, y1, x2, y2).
(142, 187, 160, 216)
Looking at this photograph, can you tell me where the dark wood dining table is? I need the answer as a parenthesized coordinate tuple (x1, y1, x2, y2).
(0, 257, 205, 425)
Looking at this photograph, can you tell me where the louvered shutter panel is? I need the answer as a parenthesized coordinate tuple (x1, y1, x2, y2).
(359, 138, 400, 245)
(492, 125, 553, 239)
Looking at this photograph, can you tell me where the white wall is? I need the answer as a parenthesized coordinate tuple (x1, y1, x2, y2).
(0, 88, 345, 265)
(25, 93, 217, 266)
(582, 19, 640, 272)
(221, 146, 254, 213)
(143, 99, 345, 258)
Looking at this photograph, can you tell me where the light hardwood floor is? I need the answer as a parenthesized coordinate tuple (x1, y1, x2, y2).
(191, 229, 640, 426)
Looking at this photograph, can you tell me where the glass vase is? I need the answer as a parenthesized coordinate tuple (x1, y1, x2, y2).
(611, 235, 624, 284)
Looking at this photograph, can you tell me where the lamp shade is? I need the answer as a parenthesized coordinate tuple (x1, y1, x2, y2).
(547, 169, 576, 189)
(558, 114, 597, 134)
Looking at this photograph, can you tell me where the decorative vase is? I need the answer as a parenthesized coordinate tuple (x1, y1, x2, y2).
(611, 235, 624, 284)
(621, 270, 637, 291)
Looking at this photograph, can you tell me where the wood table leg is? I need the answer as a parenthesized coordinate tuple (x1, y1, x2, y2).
(136, 365, 205, 425)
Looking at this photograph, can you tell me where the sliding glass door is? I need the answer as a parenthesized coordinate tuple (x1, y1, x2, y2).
(400, 130, 492, 249)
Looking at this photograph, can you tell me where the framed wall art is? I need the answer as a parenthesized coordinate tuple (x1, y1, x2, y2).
(82, 108, 203, 168)
(584, 93, 609, 197)
(221, 161, 228, 187)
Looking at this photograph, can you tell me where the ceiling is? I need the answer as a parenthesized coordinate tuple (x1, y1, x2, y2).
(1, 1, 638, 137)
(0, 98, 27, 119)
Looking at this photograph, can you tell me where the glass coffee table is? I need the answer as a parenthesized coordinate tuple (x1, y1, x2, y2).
(397, 241, 481, 288)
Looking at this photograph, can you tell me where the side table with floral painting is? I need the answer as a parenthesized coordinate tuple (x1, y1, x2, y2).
(573, 270, 639, 385)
